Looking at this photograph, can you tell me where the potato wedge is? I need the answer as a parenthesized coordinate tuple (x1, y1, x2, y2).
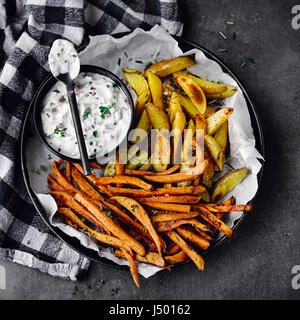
(172, 111, 186, 163)
(206, 107, 233, 135)
(126, 150, 149, 171)
(103, 158, 116, 177)
(146, 70, 164, 109)
(166, 230, 204, 271)
(122, 68, 149, 96)
(214, 120, 228, 150)
(175, 75, 206, 114)
(152, 131, 171, 172)
(212, 168, 250, 202)
(135, 90, 151, 119)
(146, 103, 170, 131)
(146, 55, 196, 78)
(202, 151, 215, 187)
(168, 91, 182, 124)
(182, 119, 195, 162)
(206, 84, 237, 99)
(204, 135, 224, 171)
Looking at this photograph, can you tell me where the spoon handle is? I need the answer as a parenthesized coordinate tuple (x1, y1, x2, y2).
(66, 88, 91, 176)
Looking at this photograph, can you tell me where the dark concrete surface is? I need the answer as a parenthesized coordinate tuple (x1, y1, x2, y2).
(1, 0, 300, 300)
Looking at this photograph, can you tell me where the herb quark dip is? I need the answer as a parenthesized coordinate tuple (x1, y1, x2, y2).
(41, 72, 132, 158)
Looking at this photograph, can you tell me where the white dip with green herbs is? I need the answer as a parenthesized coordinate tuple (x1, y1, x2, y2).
(41, 72, 132, 158)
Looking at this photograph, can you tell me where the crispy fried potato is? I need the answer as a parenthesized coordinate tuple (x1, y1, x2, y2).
(204, 135, 224, 171)
(175, 75, 206, 114)
(202, 151, 215, 187)
(187, 74, 228, 95)
(111, 196, 163, 255)
(146, 103, 170, 130)
(168, 91, 182, 124)
(47, 174, 65, 192)
(153, 131, 171, 172)
(51, 161, 78, 193)
(126, 150, 149, 171)
(137, 195, 201, 204)
(75, 192, 145, 256)
(195, 206, 233, 237)
(115, 249, 165, 267)
(108, 186, 194, 197)
(182, 119, 195, 162)
(172, 111, 186, 163)
(103, 158, 116, 177)
(176, 226, 210, 250)
(146, 70, 164, 109)
(65, 162, 71, 182)
(135, 90, 150, 118)
(206, 84, 237, 99)
(122, 68, 149, 96)
(164, 250, 188, 265)
(151, 211, 199, 222)
(214, 120, 228, 150)
(139, 200, 191, 213)
(121, 249, 139, 287)
(96, 175, 153, 191)
(130, 110, 151, 144)
(212, 168, 250, 203)
(206, 108, 233, 135)
(166, 230, 204, 271)
(146, 55, 196, 78)
(155, 218, 209, 232)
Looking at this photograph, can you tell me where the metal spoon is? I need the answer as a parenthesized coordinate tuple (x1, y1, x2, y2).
(48, 39, 91, 175)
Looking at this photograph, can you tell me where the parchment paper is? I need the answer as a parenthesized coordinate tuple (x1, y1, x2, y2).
(27, 25, 263, 278)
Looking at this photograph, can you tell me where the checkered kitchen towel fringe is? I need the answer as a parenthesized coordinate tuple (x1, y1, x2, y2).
(0, 0, 183, 280)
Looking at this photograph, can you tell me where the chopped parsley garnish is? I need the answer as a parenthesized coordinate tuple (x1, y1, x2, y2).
(106, 84, 110, 88)
(124, 51, 128, 57)
(54, 127, 67, 136)
(130, 204, 138, 212)
(218, 31, 228, 40)
(226, 20, 234, 25)
(57, 53, 60, 57)
(60, 95, 66, 102)
(89, 141, 93, 145)
(105, 211, 113, 218)
(99, 105, 112, 119)
(219, 48, 228, 52)
(53, 89, 60, 93)
(93, 130, 98, 138)
(96, 279, 105, 288)
(34, 164, 47, 175)
(117, 58, 121, 66)
(72, 286, 79, 295)
(72, 54, 77, 58)
(45, 112, 50, 118)
(89, 81, 92, 85)
(83, 107, 91, 120)
(61, 48, 64, 52)
(135, 60, 143, 64)
(111, 287, 119, 296)
(113, 82, 120, 89)
(240, 61, 247, 68)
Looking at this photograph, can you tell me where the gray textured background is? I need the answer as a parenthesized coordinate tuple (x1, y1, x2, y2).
(1, 0, 300, 300)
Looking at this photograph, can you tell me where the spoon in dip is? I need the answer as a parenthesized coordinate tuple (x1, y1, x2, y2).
(48, 39, 91, 175)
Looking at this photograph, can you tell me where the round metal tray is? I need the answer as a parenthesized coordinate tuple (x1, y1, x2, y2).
(20, 33, 265, 271)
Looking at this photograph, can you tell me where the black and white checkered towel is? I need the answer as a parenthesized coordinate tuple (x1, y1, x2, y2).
(0, 0, 183, 280)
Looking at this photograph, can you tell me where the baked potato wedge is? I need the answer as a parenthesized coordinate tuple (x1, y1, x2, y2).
(146, 55, 196, 78)
(206, 84, 237, 99)
(130, 109, 151, 144)
(172, 111, 186, 163)
(168, 91, 182, 124)
(175, 75, 207, 114)
(204, 135, 224, 171)
(206, 107, 233, 135)
(145, 70, 164, 109)
(122, 68, 149, 96)
(146, 103, 170, 130)
(214, 120, 228, 150)
(135, 90, 150, 118)
(212, 167, 250, 202)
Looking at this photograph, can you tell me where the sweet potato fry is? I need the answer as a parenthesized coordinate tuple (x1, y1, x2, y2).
(137, 195, 201, 204)
(115, 153, 124, 188)
(124, 169, 156, 176)
(140, 200, 191, 213)
(75, 192, 145, 256)
(90, 162, 102, 169)
(47, 174, 65, 192)
(96, 175, 153, 191)
(110, 196, 163, 256)
(157, 164, 181, 175)
(71, 166, 104, 201)
(155, 218, 210, 233)
(195, 206, 233, 237)
(72, 163, 114, 197)
(107, 186, 194, 197)
(151, 211, 199, 222)
(164, 250, 188, 265)
(176, 226, 210, 250)
(57, 207, 130, 250)
(51, 161, 78, 193)
(201, 204, 252, 213)
(65, 162, 71, 182)
(167, 242, 181, 255)
(115, 249, 165, 268)
(166, 231, 204, 271)
(121, 248, 139, 287)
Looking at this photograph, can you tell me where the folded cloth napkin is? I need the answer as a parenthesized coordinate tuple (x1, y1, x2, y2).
(0, 0, 183, 280)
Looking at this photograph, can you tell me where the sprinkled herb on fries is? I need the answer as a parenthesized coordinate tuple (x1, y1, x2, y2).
(47, 55, 252, 287)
